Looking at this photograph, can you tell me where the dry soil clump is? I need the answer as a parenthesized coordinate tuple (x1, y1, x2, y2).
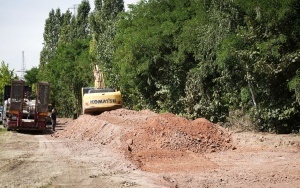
(56, 109, 232, 172)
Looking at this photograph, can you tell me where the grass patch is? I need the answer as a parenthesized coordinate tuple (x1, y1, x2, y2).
(0, 127, 6, 133)
(0, 126, 7, 144)
(226, 109, 256, 132)
(38, 181, 53, 188)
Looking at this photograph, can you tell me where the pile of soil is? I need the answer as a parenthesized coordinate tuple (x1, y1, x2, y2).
(55, 109, 233, 172)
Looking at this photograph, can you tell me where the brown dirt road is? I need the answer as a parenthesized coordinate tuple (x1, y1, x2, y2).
(1, 108, 300, 188)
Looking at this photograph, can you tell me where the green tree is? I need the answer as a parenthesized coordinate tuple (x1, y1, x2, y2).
(24, 67, 39, 99)
(0, 61, 16, 104)
(24, 67, 39, 85)
(114, 0, 300, 133)
(179, 0, 240, 121)
(114, 0, 240, 115)
(115, 0, 200, 112)
(58, 10, 73, 44)
(39, 1, 92, 117)
(39, 8, 63, 83)
(40, 9, 62, 67)
(217, 0, 300, 132)
(35, 0, 300, 133)
(75, 1, 91, 39)
(89, 0, 124, 87)
(46, 39, 91, 116)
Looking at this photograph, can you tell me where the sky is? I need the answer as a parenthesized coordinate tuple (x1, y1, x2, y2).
(0, 0, 139, 78)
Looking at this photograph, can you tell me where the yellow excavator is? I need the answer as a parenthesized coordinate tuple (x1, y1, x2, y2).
(81, 64, 122, 114)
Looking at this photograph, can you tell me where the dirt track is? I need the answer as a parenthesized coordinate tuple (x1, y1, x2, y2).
(1, 108, 300, 188)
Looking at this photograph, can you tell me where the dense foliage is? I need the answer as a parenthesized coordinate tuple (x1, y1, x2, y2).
(19, 0, 300, 133)
(0, 62, 17, 103)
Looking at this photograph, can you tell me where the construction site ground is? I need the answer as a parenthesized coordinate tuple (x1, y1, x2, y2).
(0, 108, 300, 188)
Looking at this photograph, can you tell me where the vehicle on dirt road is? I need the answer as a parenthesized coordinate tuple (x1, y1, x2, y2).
(82, 64, 122, 115)
(2, 80, 50, 132)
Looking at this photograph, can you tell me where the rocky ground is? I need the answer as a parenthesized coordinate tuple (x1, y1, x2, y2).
(1, 108, 300, 187)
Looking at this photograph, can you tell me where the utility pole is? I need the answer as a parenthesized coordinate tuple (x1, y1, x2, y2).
(16, 51, 26, 80)
(68, 4, 79, 17)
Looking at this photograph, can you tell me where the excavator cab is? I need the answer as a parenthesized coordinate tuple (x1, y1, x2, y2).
(81, 64, 122, 115)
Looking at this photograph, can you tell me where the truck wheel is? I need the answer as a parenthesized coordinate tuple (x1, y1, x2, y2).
(6, 124, 12, 131)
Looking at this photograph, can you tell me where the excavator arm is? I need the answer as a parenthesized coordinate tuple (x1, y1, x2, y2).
(93, 64, 105, 89)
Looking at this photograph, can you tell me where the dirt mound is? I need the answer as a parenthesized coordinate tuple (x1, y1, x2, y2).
(55, 109, 233, 172)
